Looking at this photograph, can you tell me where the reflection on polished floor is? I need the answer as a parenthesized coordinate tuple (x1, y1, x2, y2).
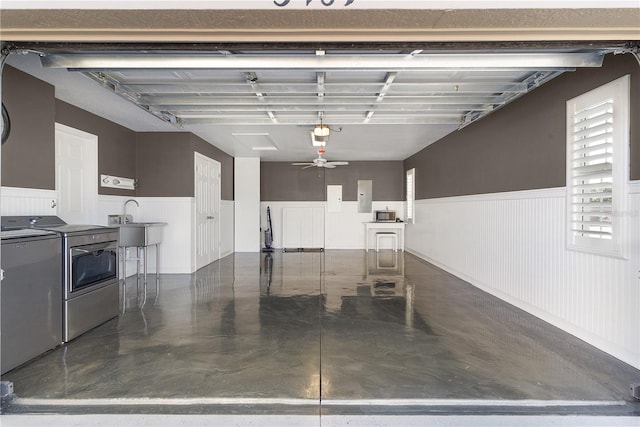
(2, 251, 639, 422)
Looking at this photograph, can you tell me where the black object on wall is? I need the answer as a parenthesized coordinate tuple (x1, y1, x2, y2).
(1, 103, 10, 144)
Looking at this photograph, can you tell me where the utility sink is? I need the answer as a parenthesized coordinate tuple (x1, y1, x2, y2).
(117, 222, 167, 248)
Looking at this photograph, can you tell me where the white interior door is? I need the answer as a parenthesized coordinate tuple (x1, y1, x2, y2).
(195, 152, 221, 270)
(55, 123, 98, 224)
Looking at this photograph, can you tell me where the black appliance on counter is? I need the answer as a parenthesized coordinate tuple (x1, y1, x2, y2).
(374, 210, 396, 222)
(1, 228, 62, 374)
(2, 216, 120, 343)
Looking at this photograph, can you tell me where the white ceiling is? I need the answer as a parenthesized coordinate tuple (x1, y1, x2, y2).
(6, 46, 617, 163)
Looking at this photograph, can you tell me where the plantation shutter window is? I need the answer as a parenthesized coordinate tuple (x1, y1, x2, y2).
(406, 168, 415, 224)
(566, 75, 629, 258)
(569, 100, 614, 239)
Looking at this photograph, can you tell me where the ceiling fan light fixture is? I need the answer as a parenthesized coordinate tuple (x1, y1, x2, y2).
(313, 125, 330, 137)
(310, 132, 327, 147)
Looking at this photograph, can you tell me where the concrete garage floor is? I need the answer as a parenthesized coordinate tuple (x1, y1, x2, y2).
(2, 251, 639, 426)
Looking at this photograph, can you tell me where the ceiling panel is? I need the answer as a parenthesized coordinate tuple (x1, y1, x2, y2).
(77, 50, 580, 129)
(4, 45, 620, 161)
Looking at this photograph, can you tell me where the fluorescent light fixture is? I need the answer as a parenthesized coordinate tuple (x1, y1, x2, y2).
(39, 52, 605, 70)
(251, 146, 278, 151)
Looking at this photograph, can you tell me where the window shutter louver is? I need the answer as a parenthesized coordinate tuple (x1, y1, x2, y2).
(569, 99, 614, 240)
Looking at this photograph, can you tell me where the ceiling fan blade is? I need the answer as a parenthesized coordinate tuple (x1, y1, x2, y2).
(323, 164, 336, 168)
(301, 164, 317, 169)
(325, 161, 349, 166)
(292, 162, 314, 166)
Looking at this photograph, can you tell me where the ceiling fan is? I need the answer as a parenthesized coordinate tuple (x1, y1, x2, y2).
(292, 149, 349, 169)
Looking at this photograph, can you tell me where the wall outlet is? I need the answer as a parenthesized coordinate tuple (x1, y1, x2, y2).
(108, 215, 122, 225)
(108, 214, 133, 225)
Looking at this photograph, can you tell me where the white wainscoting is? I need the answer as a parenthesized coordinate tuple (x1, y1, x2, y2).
(261, 201, 405, 250)
(100, 196, 235, 274)
(261, 202, 325, 249)
(98, 195, 194, 275)
(1, 186, 57, 216)
(325, 201, 405, 249)
(136, 197, 194, 275)
(220, 200, 235, 258)
(405, 185, 640, 369)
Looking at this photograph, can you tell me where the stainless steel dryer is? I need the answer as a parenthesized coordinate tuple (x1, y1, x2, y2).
(1, 228, 62, 374)
(2, 216, 120, 342)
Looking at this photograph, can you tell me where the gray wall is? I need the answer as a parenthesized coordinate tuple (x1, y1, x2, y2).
(136, 132, 192, 197)
(136, 132, 234, 199)
(261, 163, 325, 201)
(261, 161, 403, 201)
(56, 100, 137, 197)
(325, 161, 404, 201)
(1, 66, 56, 190)
(405, 53, 640, 200)
(1, 66, 234, 200)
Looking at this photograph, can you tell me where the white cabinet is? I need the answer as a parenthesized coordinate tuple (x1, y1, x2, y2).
(327, 185, 342, 213)
(282, 207, 324, 249)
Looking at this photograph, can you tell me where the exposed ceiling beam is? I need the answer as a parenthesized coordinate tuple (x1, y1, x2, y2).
(376, 72, 398, 103)
(244, 71, 279, 124)
(317, 72, 325, 100)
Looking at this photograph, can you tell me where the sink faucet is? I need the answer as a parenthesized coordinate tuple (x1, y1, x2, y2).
(123, 199, 139, 217)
